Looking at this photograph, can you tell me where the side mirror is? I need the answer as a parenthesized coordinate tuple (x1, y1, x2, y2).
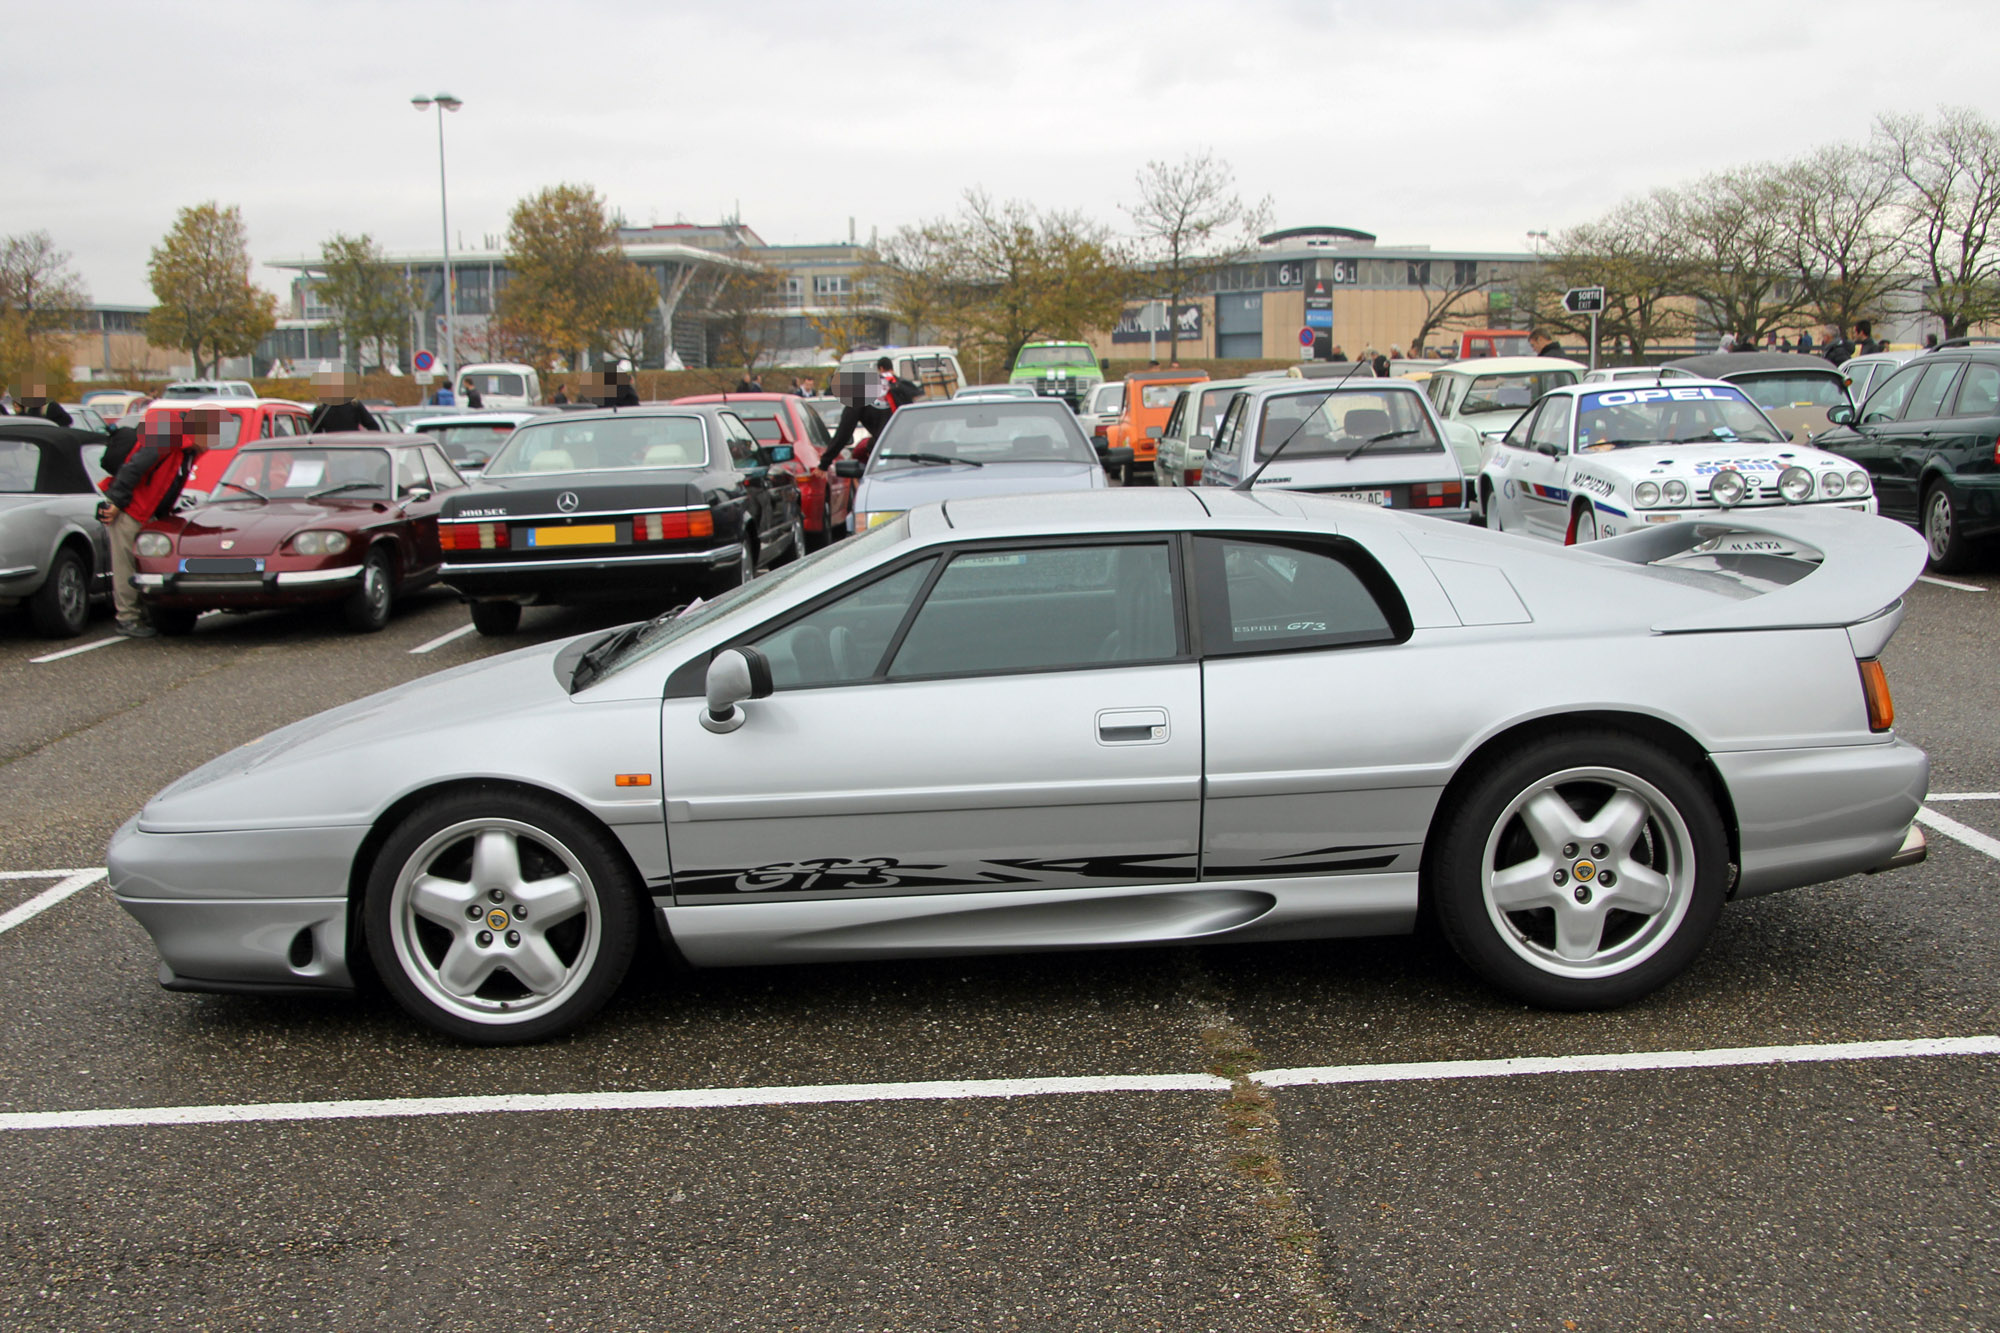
(760, 444, 795, 465)
(406, 486, 433, 503)
(833, 459, 863, 478)
(1827, 404, 1856, 427)
(1191, 431, 1213, 451)
(1099, 446, 1135, 467)
(700, 646, 774, 734)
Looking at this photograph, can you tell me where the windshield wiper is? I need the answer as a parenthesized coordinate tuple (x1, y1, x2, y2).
(569, 602, 695, 692)
(1340, 428, 1420, 461)
(308, 481, 380, 500)
(218, 480, 267, 502)
(884, 452, 982, 468)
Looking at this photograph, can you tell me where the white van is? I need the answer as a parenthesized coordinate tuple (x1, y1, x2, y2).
(456, 362, 542, 409)
(834, 346, 965, 402)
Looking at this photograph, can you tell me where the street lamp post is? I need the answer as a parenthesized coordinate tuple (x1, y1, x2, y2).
(411, 92, 463, 389)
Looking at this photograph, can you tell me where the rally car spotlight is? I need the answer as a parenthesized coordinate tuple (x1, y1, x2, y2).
(1847, 470, 1870, 496)
(1822, 472, 1847, 498)
(1635, 481, 1662, 508)
(135, 532, 173, 557)
(1709, 469, 1747, 508)
(1663, 479, 1689, 505)
(1779, 466, 1815, 503)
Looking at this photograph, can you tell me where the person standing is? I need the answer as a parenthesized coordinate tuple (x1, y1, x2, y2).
(551, 382, 570, 404)
(1797, 328, 1815, 356)
(822, 357, 898, 471)
(97, 410, 220, 637)
(461, 381, 484, 409)
(429, 381, 456, 406)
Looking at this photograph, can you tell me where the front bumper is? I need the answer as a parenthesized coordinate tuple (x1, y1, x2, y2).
(107, 817, 367, 993)
(133, 563, 362, 609)
(440, 542, 742, 602)
(1712, 737, 1928, 898)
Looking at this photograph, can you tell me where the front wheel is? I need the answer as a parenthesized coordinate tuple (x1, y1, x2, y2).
(342, 548, 394, 632)
(1568, 505, 1599, 545)
(363, 788, 641, 1043)
(1924, 484, 1973, 573)
(1429, 730, 1728, 1009)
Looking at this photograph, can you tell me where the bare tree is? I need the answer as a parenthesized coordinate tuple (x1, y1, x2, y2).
(0, 231, 90, 392)
(1668, 167, 1814, 346)
(1403, 258, 1491, 358)
(1125, 151, 1271, 360)
(1778, 143, 1909, 335)
(1539, 194, 1695, 359)
(1879, 107, 2000, 338)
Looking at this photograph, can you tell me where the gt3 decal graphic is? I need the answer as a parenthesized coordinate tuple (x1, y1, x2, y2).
(1200, 843, 1406, 879)
(671, 852, 1198, 896)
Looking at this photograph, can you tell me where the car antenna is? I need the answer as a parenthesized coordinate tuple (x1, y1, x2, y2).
(1233, 358, 1372, 492)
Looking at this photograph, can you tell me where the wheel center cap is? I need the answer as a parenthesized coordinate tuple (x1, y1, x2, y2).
(485, 908, 511, 931)
(1572, 859, 1597, 883)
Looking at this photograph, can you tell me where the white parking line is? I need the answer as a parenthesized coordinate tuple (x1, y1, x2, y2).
(0, 868, 98, 880)
(409, 623, 477, 655)
(29, 636, 123, 664)
(0, 869, 107, 936)
(1915, 806, 2000, 863)
(2, 1036, 1993, 1134)
(1925, 792, 2000, 801)
(1917, 575, 1986, 592)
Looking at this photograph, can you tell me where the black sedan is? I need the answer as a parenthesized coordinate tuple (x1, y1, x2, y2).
(438, 405, 805, 634)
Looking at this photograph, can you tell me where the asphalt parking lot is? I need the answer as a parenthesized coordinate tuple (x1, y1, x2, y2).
(1, 571, 1995, 1332)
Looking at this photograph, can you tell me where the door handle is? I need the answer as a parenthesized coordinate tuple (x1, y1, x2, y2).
(1097, 708, 1168, 745)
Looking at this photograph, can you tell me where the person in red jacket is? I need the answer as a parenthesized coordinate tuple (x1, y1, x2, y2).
(97, 409, 221, 637)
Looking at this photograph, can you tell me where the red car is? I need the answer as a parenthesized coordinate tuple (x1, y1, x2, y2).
(674, 393, 853, 546)
(138, 397, 314, 503)
(130, 433, 461, 634)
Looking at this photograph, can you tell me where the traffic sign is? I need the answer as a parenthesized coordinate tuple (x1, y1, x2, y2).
(1563, 286, 1606, 315)
(1299, 327, 1316, 348)
(412, 349, 437, 374)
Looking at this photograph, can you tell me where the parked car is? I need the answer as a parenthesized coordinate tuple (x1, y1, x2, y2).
(78, 389, 150, 419)
(1075, 382, 1125, 445)
(159, 379, 255, 400)
(673, 393, 854, 548)
(954, 384, 1040, 402)
(130, 434, 464, 634)
(456, 362, 543, 409)
(1196, 379, 1472, 522)
(1814, 346, 2000, 571)
(1479, 379, 1874, 545)
(1839, 351, 1918, 407)
(0, 421, 113, 636)
(1155, 378, 1263, 486)
(833, 346, 965, 402)
(1103, 370, 1208, 484)
(106, 490, 1929, 1042)
(1422, 357, 1585, 445)
(1662, 352, 1849, 444)
(1007, 340, 1103, 410)
(437, 405, 803, 635)
(1456, 329, 1537, 358)
(836, 398, 1125, 532)
(138, 397, 314, 504)
(1579, 366, 1699, 385)
(404, 409, 556, 475)
(58, 404, 109, 433)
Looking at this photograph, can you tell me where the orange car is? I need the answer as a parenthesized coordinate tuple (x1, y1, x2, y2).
(1102, 370, 1208, 484)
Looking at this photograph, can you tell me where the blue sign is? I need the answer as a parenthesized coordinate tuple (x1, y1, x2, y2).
(1305, 308, 1333, 329)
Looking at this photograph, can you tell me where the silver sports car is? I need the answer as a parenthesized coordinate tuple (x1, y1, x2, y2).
(109, 491, 1930, 1043)
(0, 422, 113, 637)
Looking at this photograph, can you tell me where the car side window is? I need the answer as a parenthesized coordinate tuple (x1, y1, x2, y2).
(1951, 363, 2000, 418)
(1213, 395, 1248, 460)
(752, 558, 938, 690)
(1860, 363, 1926, 425)
(1162, 393, 1187, 439)
(1194, 536, 1403, 655)
(719, 414, 757, 467)
(396, 449, 429, 496)
(1530, 399, 1572, 454)
(1905, 363, 1963, 423)
(1502, 402, 1537, 450)
(419, 444, 466, 490)
(887, 543, 1180, 679)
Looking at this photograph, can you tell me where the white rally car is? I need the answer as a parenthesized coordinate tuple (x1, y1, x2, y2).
(1478, 379, 1876, 544)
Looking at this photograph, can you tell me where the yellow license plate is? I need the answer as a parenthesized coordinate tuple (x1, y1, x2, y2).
(530, 524, 618, 547)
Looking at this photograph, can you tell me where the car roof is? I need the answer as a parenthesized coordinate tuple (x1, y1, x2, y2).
(1123, 370, 1209, 385)
(405, 411, 546, 424)
(1538, 376, 1742, 400)
(1665, 352, 1839, 376)
(147, 397, 306, 410)
(1432, 357, 1584, 375)
(673, 393, 797, 405)
(895, 396, 1073, 413)
(243, 431, 403, 449)
(1240, 377, 1424, 400)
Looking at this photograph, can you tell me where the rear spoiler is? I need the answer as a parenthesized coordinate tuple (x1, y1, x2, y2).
(1580, 508, 1929, 636)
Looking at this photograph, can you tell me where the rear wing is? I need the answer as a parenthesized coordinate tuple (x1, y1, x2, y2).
(1581, 508, 1928, 636)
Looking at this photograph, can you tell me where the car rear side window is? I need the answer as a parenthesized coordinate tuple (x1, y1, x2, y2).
(1194, 536, 1404, 654)
(887, 543, 1180, 679)
(1905, 363, 1963, 423)
(754, 558, 938, 690)
(1949, 364, 2000, 418)
(1860, 363, 1926, 424)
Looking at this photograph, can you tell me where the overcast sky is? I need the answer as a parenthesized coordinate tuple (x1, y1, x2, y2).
(9, 0, 1999, 306)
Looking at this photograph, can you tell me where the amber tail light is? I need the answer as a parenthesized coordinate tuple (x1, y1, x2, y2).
(439, 521, 510, 551)
(634, 510, 716, 542)
(1409, 480, 1464, 509)
(1859, 659, 1894, 732)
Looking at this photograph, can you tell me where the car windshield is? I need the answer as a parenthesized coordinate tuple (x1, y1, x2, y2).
(484, 415, 708, 475)
(1730, 374, 1848, 409)
(1140, 383, 1196, 408)
(1018, 346, 1095, 367)
(1574, 386, 1785, 447)
(871, 403, 1095, 469)
(462, 372, 526, 397)
(421, 423, 517, 464)
(589, 514, 913, 683)
(220, 447, 392, 498)
(1091, 385, 1125, 413)
(1255, 389, 1443, 459)
(1459, 371, 1578, 415)
(155, 410, 244, 449)
(721, 406, 786, 441)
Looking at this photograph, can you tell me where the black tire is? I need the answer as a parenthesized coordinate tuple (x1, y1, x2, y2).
(468, 600, 522, 636)
(1428, 729, 1728, 1009)
(1922, 482, 1973, 574)
(1472, 480, 1492, 529)
(707, 533, 755, 596)
(362, 787, 641, 1044)
(342, 547, 394, 632)
(150, 606, 199, 636)
(29, 546, 90, 638)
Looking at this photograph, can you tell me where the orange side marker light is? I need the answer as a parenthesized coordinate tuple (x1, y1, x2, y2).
(615, 773, 653, 787)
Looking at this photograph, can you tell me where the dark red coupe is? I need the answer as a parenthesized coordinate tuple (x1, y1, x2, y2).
(131, 433, 466, 634)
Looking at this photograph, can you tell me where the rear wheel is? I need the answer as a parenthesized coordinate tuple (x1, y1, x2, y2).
(707, 534, 755, 596)
(1429, 730, 1727, 1009)
(29, 547, 90, 638)
(342, 548, 394, 632)
(469, 600, 522, 636)
(782, 511, 807, 565)
(150, 606, 199, 636)
(363, 788, 640, 1043)
(1923, 483, 1973, 573)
